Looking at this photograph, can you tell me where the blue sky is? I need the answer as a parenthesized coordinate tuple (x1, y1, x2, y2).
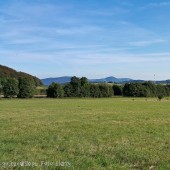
(0, 0, 170, 80)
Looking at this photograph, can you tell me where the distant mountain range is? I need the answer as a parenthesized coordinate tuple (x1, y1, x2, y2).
(41, 76, 132, 85)
(42, 76, 72, 85)
(41, 76, 170, 85)
(90, 76, 133, 83)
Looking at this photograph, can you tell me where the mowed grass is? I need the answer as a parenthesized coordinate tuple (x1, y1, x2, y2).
(0, 98, 170, 170)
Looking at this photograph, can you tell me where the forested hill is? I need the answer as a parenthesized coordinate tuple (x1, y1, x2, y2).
(0, 65, 42, 86)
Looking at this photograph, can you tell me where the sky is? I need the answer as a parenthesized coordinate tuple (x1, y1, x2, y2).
(0, 0, 170, 80)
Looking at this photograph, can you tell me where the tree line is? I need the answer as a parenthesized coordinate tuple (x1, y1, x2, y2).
(46, 76, 170, 98)
(123, 81, 170, 98)
(0, 76, 170, 98)
(47, 76, 113, 98)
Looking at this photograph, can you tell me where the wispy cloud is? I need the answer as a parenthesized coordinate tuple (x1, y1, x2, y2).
(69, 52, 170, 65)
(82, 6, 128, 17)
(148, 2, 170, 7)
(141, 2, 170, 9)
(128, 39, 166, 47)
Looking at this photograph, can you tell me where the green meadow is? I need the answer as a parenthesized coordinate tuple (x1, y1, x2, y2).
(0, 98, 170, 170)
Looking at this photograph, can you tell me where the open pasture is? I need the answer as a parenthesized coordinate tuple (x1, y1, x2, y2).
(0, 98, 170, 169)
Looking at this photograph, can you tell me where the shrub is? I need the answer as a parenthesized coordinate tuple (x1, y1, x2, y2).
(158, 95, 164, 101)
(17, 77, 36, 98)
(47, 83, 64, 98)
(2, 78, 19, 98)
(112, 85, 122, 96)
(89, 84, 101, 98)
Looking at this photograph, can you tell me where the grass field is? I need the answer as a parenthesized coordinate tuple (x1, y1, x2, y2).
(0, 98, 170, 170)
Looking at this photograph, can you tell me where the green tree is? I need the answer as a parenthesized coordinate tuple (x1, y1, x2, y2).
(156, 85, 167, 97)
(64, 77, 90, 97)
(108, 85, 114, 97)
(80, 77, 90, 97)
(89, 84, 101, 98)
(80, 86, 90, 97)
(123, 83, 147, 97)
(47, 83, 64, 98)
(112, 85, 122, 96)
(18, 77, 36, 98)
(63, 84, 72, 97)
(142, 81, 157, 97)
(158, 94, 164, 101)
(80, 77, 88, 87)
(165, 85, 170, 96)
(70, 76, 81, 97)
(2, 78, 19, 98)
(99, 84, 113, 97)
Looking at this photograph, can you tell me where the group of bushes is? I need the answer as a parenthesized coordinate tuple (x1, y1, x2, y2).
(47, 76, 113, 98)
(0, 77, 36, 98)
(46, 77, 170, 98)
(123, 82, 170, 97)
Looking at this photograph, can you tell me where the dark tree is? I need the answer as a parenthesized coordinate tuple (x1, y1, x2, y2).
(70, 76, 81, 97)
(123, 83, 147, 97)
(80, 77, 89, 87)
(46, 82, 64, 98)
(112, 85, 122, 96)
(18, 77, 36, 98)
(2, 78, 19, 98)
(63, 84, 72, 97)
(158, 95, 163, 101)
